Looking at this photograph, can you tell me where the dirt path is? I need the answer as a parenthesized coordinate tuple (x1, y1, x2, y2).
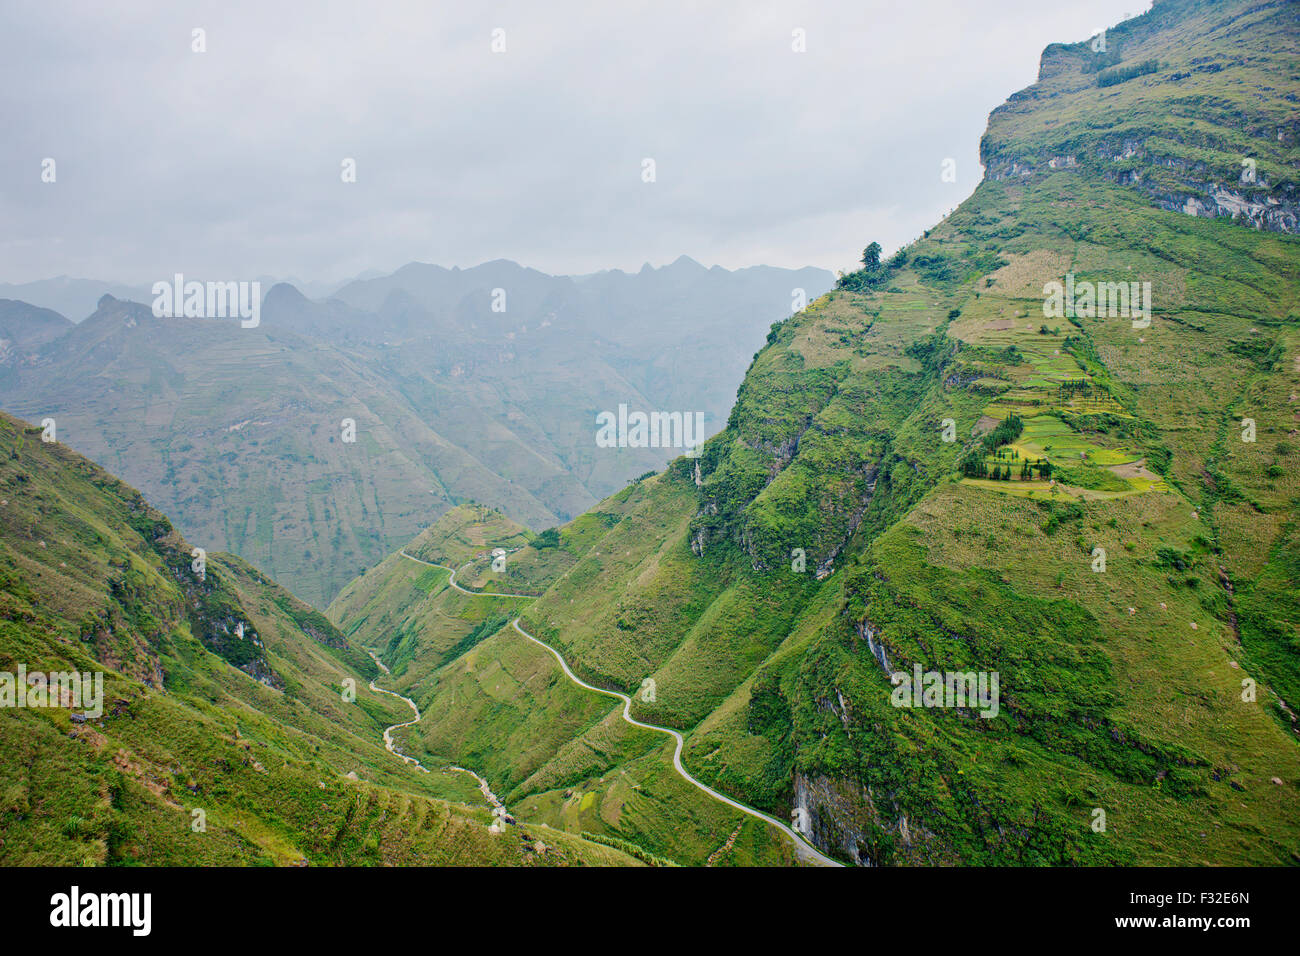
(399, 549, 537, 598)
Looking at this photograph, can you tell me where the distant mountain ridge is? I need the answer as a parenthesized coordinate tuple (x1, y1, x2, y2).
(0, 258, 833, 606)
(0, 273, 361, 324)
(0, 299, 72, 368)
(0, 256, 834, 326)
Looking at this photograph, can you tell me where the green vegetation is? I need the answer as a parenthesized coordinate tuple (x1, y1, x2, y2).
(332, 0, 1300, 867)
(1096, 59, 1160, 87)
(6, 0, 1298, 869)
(0, 412, 637, 866)
(0, 264, 832, 606)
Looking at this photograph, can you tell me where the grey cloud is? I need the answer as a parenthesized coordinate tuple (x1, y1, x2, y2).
(0, 0, 1149, 285)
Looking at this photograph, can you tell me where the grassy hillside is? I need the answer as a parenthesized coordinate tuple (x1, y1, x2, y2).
(0, 410, 637, 866)
(332, 0, 1300, 866)
(330, 499, 804, 865)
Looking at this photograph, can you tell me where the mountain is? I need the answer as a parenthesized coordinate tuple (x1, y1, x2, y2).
(0, 278, 154, 324)
(0, 260, 832, 607)
(0, 409, 637, 865)
(330, 0, 1300, 866)
(0, 300, 72, 368)
(0, 274, 369, 325)
(328, 501, 810, 866)
(0, 293, 554, 608)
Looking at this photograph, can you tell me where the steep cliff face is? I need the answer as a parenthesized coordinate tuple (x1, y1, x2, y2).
(700, 0, 1300, 865)
(793, 773, 953, 866)
(687, 303, 936, 577)
(981, 0, 1299, 234)
(0, 423, 282, 689)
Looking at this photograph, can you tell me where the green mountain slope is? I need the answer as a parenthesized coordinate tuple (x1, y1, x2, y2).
(332, 0, 1300, 866)
(0, 410, 637, 866)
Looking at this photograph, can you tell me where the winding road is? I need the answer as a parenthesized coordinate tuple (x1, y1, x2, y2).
(399, 549, 538, 598)
(393, 549, 841, 867)
(509, 619, 841, 867)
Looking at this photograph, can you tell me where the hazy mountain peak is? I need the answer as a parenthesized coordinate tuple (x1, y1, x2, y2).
(265, 281, 309, 304)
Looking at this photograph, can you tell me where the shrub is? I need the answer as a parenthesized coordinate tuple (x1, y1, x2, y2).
(1097, 59, 1159, 87)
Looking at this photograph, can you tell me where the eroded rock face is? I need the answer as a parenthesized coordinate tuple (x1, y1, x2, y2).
(793, 772, 950, 867)
(793, 773, 874, 865)
(979, 2, 1300, 237)
(987, 146, 1300, 235)
(858, 618, 892, 675)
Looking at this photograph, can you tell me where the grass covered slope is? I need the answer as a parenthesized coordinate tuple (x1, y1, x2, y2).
(330, 497, 804, 866)
(333, 0, 1299, 866)
(980, 0, 1298, 230)
(0, 411, 637, 866)
(700, 0, 1300, 865)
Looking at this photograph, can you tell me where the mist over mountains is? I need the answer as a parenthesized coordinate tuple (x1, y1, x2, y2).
(0, 257, 832, 605)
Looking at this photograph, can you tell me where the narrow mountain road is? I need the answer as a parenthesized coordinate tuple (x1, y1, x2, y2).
(364, 649, 506, 816)
(399, 549, 538, 598)
(509, 619, 843, 868)
(394, 549, 841, 866)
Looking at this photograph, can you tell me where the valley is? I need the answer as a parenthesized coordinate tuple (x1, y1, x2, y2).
(0, 259, 831, 606)
(0, 410, 640, 866)
(326, 0, 1300, 867)
(1, 0, 1297, 871)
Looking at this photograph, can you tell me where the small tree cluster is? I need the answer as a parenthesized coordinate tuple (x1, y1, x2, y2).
(961, 451, 1052, 481)
(835, 241, 892, 293)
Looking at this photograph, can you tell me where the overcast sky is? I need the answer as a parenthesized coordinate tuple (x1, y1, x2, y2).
(0, 1, 1150, 285)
